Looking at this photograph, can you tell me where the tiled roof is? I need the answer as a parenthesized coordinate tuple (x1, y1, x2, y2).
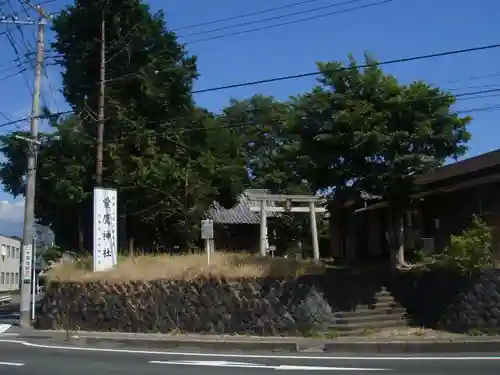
(207, 189, 277, 224)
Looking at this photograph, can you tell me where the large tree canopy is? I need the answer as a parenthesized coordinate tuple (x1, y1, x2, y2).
(0, 1, 472, 260)
(288, 54, 471, 265)
(0, 0, 247, 252)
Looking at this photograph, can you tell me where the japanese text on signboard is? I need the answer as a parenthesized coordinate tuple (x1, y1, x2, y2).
(93, 188, 118, 272)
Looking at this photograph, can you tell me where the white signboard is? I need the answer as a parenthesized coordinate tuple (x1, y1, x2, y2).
(201, 219, 214, 239)
(93, 187, 118, 272)
(22, 244, 33, 283)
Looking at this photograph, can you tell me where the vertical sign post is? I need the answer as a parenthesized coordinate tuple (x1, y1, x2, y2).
(93, 187, 118, 272)
(201, 219, 214, 265)
(31, 237, 36, 321)
(22, 242, 33, 284)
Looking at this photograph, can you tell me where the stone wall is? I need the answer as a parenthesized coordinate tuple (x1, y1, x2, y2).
(389, 268, 500, 333)
(35, 269, 388, 334)
(36, 268, 500, 335)
(36, 278, 325, 334)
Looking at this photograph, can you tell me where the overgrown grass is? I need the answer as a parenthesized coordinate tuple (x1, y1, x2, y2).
(45, 252, 326, 282)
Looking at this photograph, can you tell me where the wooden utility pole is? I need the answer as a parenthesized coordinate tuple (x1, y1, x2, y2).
(96, 14, 105, 186)
(16, 13, 45, 328)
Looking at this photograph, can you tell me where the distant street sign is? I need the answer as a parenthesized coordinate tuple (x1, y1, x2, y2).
(201, 219, 214, 240)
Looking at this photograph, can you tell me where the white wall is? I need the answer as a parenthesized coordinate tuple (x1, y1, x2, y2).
(0, 235, 21, 292)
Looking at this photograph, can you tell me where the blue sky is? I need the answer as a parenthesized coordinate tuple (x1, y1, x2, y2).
(0, 0, 499, 231)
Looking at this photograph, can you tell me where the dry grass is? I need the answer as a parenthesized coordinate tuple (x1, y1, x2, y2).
(46, 252, 326, 282)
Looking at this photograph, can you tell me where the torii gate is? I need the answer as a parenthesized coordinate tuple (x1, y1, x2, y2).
(249, 194, 326, 261)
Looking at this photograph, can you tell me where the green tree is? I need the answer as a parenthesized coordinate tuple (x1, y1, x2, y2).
(217, 95, 321, 255)
(1, 0, 247, 252)
(0, 114, 92, 251)
(290, 54, 471, 266)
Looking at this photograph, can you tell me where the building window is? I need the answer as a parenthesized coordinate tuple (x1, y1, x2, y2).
(6, 273, 9, 284)
(0, 273, 3, 284)
(10, 273, 13, 285)
(6, 245, 10, 257)
(15, 273, 18, 285)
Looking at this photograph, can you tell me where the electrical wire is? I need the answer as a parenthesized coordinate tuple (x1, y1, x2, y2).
(0, 110, 72, 129)
(1, 19, 35, 97)
(185, 0, 392, 44)
(178, 0, 367, 38)
(174, 0, 329, 31)
(0, 6, 58, 116)
(192, 43, 500, 93)
(2, 43, 500, 131)
(1, 84, 498, 132)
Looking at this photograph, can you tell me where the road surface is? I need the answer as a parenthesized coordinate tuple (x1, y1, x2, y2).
(0, 337, 499, 374)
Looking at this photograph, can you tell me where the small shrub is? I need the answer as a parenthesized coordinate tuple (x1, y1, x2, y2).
(433, 215, 493, 275)
(42, 245, 64, 264)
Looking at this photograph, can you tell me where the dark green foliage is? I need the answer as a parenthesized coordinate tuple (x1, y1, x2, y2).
(0, 0, 246, 252)
(0, 1, 472, 259)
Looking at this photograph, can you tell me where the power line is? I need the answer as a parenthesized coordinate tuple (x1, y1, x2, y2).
(2, 44, 500, 130)
(179, 0, 366, 38)
(192, 43, 500, 93)
(0, 89, 500, 133)
(0, 109, 71, 129)
(0, 67, 27, 80)
(2, 83, 498, 132)
(174, 0, 328, 31)
(185, 0, 392, 44)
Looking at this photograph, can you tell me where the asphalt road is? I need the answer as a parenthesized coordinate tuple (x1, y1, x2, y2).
(0, 338, 500, 374)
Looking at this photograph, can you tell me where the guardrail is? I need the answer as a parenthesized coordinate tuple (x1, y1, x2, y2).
(0, 295, 12, 306)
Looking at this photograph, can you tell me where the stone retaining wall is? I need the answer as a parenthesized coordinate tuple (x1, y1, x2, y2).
(35, 269, 389, 334)
(389, 268, 500, 333)
(36, 268, 500, 334)
(35, 277, 335, 334)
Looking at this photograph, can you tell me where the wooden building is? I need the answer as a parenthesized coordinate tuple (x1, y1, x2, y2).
(332, 149, 500, 263)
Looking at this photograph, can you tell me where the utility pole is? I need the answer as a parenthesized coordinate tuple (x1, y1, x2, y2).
(96, 13, 105, 186)
(0, 5, 48, 328)
(20, 14, 45, 328)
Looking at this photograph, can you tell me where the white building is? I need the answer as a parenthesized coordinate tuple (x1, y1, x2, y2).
(0, 235, 21, 292)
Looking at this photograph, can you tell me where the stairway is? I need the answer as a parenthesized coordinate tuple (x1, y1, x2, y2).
(328, 287, 407, 336)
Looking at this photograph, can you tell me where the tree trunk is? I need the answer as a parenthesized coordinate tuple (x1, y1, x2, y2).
(128, 236, 134, 257)
(389, 212, 409, 269)
(77, 208, 84, 252)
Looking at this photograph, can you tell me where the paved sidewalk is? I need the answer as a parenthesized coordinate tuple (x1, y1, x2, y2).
(14, 328, 500, 353)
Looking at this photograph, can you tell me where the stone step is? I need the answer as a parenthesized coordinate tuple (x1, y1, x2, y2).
(348, 300, 402, 311)
(373, 294, 397, 303)
(333, 311, 405, 325)
(334, 306, 405, 318)
(328, 318, 407, 332)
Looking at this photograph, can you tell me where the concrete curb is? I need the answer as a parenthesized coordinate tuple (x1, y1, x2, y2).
(79, 336, 302, 352)
(18, 330, 500, 353)
(324, 340, 500, 353)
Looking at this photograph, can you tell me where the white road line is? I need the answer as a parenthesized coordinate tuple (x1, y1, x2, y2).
(276, 365, 389, 371)
(0, 361, 24, 366)
(149, 360, 273, 369)
(0, 338, 498, 361)
(0, 324, 12, 333)
(148, 360, 389, 371)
